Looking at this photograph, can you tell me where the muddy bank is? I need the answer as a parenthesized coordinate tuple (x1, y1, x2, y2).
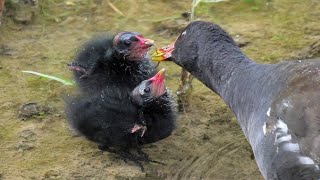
(0, 0, 319, 179)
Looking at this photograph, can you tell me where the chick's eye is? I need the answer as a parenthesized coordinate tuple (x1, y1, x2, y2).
(144, 87, 150, 93)
(124, 40, 131, 46)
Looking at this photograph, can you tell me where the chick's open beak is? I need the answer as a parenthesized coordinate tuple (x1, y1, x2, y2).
(151, 68, 165, 82)
(135, 35, 155, 47)
(151, 43, 174, 61)
(150, 68, 166, 97)
(143, 38, 155, 46)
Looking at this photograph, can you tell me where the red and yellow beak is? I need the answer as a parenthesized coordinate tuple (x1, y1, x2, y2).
(151, 68, 165, 80)
(151, 43, 175, 62)
(135, 35, 155, 47)
(150, 68, 166, 97)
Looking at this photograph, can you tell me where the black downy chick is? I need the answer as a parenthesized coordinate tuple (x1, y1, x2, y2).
(131, 69, 177, 145)
(68, 32, 155, 95)
(68, 31, 158, 133)
(65, 69, 176, 170)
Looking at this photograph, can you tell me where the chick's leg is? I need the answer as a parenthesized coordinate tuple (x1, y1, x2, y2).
(131, 107, 147, 137)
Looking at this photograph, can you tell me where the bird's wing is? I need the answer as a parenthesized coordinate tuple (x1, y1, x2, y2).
(266, 67, 320, 179)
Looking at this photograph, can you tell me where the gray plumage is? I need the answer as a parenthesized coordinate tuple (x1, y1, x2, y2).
(164, 21, 320, 179)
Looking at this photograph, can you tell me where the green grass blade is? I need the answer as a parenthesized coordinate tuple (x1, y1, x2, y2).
(193, 0, 228, 9)
(193, 0, 202, 9)
(201, 0, 228, 2)
(22, 71, 74, 86)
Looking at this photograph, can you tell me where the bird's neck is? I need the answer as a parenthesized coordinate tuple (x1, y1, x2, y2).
(187, 39, 252, 97)
(143, 92, 173, 111)
(185, 40, 293, 142)
(184, 40, 271, 137)
(140, 92, 175, 123)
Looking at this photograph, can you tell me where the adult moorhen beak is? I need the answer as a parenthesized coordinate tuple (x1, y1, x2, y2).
(151, 42, 175, 62)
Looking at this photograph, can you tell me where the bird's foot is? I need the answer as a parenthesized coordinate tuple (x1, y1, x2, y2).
(131, 108, 147, 137)
(98, 145, 164, 171)
(118, 150, 146, 171)
(118, 149, 165, 171)
(136, 148, 165, 165)
(131, 123, 147, 137)
(68, 62, 86, 73)
(99, 146, 145, 171)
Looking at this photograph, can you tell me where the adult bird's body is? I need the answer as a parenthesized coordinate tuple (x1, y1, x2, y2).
(153, 21, 320, 179)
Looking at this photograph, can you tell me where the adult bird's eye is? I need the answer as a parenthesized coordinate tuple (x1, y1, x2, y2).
(144, 87, 150, 93)
(124, 40, 131, 46)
